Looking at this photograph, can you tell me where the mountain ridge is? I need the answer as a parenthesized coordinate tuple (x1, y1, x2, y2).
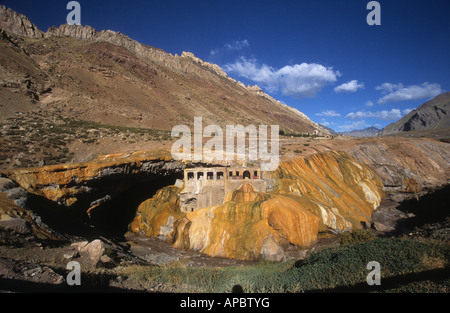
(338, 126, 380, 138)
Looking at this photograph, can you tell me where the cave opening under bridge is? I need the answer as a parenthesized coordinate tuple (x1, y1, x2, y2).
(24, 170, 184, 241)
(86, 171, 184, 238)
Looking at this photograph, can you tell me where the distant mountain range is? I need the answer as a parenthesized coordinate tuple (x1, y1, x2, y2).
(338, 126, 380, 138)
(379, 92, 450, 137)
(319, 125, 380, 138)
(318, 124, 338, 135)
(321, 92, 450, 139)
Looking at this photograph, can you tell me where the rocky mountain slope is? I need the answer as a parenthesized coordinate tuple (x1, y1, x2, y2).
(0, 5, 325, 136)
(379, 92, 450, 137)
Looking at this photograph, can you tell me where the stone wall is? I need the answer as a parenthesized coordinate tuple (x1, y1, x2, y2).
(179, 167, 268, 212)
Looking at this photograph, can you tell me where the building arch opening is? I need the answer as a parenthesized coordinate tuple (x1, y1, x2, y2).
(243, 170, 251, 180)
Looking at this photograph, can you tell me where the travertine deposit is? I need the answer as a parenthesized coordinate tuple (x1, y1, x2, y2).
(131, 151, 384, 260)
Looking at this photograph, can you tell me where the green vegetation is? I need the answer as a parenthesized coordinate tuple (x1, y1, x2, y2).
(282, 132, 324, 139)
(117, 238, 449, 293)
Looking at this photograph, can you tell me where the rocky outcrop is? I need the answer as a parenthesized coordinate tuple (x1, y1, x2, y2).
(345, 138, 450, 193)
(0, 5, 44, 38)
(303, 137, 450, 194)
(1, 150, 181, 208)
(0, 150, 186, 240)
(0, 177, 67, 241)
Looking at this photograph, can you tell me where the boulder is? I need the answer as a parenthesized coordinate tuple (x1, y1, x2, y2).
(0, 5, 44, 38)
(81, 239, 105, 266)
(372, 222, 395, 233)
(260, 235, 285, 262)
(72, 239, 105, 267)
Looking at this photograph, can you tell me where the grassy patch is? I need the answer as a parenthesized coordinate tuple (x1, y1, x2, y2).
(117, 238, 449, 293)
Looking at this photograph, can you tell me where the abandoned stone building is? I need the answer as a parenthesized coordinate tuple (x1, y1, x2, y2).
(179, 166, 271, 213)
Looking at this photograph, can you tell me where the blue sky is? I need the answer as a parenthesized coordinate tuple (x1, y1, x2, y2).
(3, 0, 449, 131)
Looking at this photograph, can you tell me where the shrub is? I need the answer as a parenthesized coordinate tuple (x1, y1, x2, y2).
(339, 228, 376, 246)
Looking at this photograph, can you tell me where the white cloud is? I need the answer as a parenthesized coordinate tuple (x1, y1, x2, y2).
(338, 120, 370, 131)
(376, 82, 443, 104)
(224, 57, 340, 98)
(376, 83, 403, 93)
(209, 49, 219, 56)
(402, 108, 413, 115)
(316, 110, 341, 117)
(319, 118, 335, 127)
(334, 80, 365, 93)
(365, 100, 374, 107)
(225, 39, 250, 51)
(346, 108, 406, 121)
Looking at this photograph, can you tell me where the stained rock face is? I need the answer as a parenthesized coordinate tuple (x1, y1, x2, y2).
(130, 185, 184, 238)
(170, 187, 319, 260)
(272, 151, 384, 232)
(346, 138, 450, 193)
